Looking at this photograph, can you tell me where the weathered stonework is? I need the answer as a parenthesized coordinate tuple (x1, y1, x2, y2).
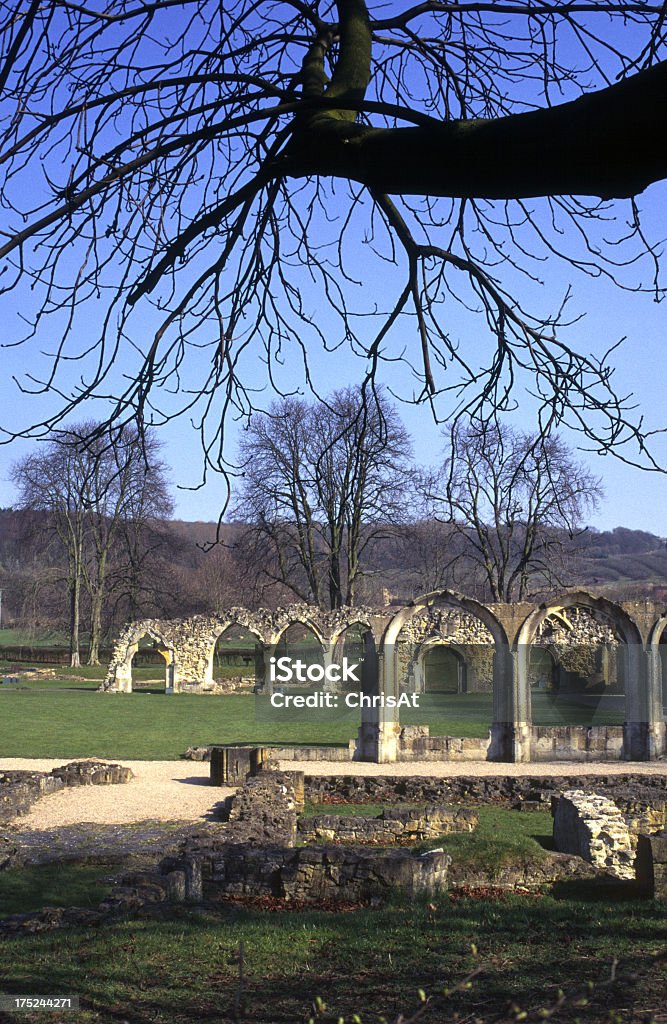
(304, 773, 667, 808)
(102, 589, 667, 763)
(209, 745, 270, 786)
(635, 832, 667, 897)
(220, 769, 303, 846)
(397, 608, 495, 692)
(297, 806, 478, 844)
(553, 790, 638, 879)
(203, 843, 451, 902)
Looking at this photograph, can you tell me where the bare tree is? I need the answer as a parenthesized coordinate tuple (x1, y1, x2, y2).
(234, 388, 413, 608)
(429, 419, 604, 602)
(12, 422, 173, 664)
(0, 2, 665, 474)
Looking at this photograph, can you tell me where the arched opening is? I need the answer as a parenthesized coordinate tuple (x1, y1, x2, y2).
(529, 607, 625, 727)
(656, 624, 667, 720)
(258, 620, 357, 745)
(332, 622, 370, 693)
(393, 599, 499, 740)
(273, 622, 325, 690)
(213, 623, 263, 691)
(422, 645, 466, 694)
(129, 632, 174, 693)
(529, 647, 558, 692)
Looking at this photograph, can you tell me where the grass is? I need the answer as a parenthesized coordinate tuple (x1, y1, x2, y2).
(0, 673, 631, 759)
(426, 806, 552, 872)
(0, 628, 70, 648)
(302, 804, 553, 873)
(1, 891, 665, 1023)
(0, 864, 115, 917)
(0, 687, 499, 759)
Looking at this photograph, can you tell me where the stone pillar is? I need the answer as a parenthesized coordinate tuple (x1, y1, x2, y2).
(623, 645, 663, 760)
(646, 645, 667, 759)
(354, 635, 399, 762)
(184, 857, 203, 902)
(111, 663, 133, 693)
(165, 656, 175, 694)
(322, 643, 337, 693)
(261, 646, 274, 695)
(488, 645, 532, 762)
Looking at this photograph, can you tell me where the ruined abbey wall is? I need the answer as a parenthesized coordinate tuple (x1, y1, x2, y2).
(101, 589, 667, 763)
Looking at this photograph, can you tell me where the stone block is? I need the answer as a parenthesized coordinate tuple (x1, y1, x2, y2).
(635, 833, 667, 897)
(209, 745, 268, 786)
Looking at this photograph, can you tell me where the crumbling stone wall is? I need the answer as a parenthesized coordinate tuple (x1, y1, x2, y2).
(552, 790, 637, 879)
(305, 773, 667, 808)
(100, 592, 667, 762)
(102, 605, 387, 692)
(297, 806, 478, 844)
(534, 608, 622, 689)
(552, 789, 666, 880)
(103, 593, 658, 697)
(397, 607, 495, 692)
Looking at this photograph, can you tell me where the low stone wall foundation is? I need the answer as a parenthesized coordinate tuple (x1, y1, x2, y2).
(297, 806, 477, 845)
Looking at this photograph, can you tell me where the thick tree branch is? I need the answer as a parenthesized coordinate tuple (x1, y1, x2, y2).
(286, 60, 667, 199)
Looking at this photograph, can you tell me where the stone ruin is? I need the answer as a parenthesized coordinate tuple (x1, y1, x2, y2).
(101, 588, 667, 763)
(552, 788, 667, 881)
(122, 766, 463, 906)
(0, 761, 133, 826)
(3, 760, 667, 936)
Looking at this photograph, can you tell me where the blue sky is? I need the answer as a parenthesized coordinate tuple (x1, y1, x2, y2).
(0, 3, 666, 535)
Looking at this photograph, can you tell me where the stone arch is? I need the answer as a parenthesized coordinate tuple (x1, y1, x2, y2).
(269, 619, 327, 692)
(647, 612, 667, 748)
(369, 591, 511, 762)
(517, 590, 642, 648)
(331, 617, 375, 667)
(104, 623, 175, 693)
(517, 591, 646, 756)
(207, 619, 267, 690)
(272, 617, 327, 649)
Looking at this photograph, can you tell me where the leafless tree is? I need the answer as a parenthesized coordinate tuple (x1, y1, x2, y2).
(429, 419, 604, 602)
(0, 2, 665, 478)
(12, 422, 173, 664)
(234, 388, 413, 608)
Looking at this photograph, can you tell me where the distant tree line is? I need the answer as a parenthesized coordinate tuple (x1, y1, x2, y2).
(1, 402, 665, 661)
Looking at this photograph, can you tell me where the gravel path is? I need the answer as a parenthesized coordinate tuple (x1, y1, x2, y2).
(2, 757, 666, 830)
(0, 758, 233, 827)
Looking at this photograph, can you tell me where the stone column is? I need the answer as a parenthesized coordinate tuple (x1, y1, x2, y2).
(164, 653, 175, 694)
(112, 664, 133, 693)
(261, 645, 275, 696)
(354, 636, 400, 762)
(322, 643, 337, 693)
(624, 645, 665, 760)
(488, 645, 532, 762)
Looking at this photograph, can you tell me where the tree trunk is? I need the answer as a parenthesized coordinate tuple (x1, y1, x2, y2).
(69, 574, 80, 668)
(88, 589, 103, 665)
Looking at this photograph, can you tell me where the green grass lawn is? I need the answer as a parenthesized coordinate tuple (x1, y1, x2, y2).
(1, 890, 665, 1023)
(0, 864, 115, 917)
(0, 627, 70, 647)
(0, 674, 629, 759)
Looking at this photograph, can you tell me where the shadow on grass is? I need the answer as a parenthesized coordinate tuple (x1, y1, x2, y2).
(551, 877, 645, 902)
